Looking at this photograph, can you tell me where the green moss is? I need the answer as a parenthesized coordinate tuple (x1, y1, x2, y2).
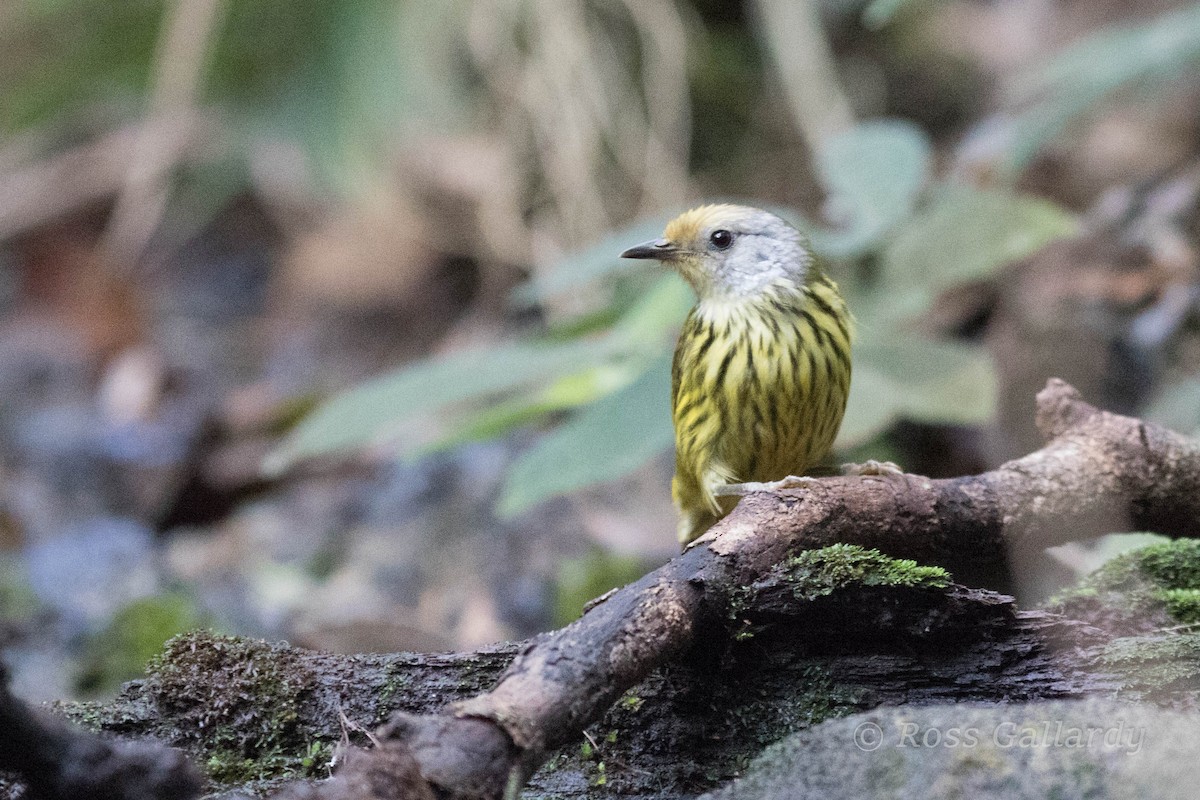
(146, 631, 328, 788)
(1128, 540, 1200, 587)
(742, 664, 866, 740)
(776, 544, 951, 601)
(538, 752, 569, 774)
(619, 691, 643, 711)
(58, 700, 106, 731)
(1048, 541, 1200, 697)
(729, 545, 951, 623)
(376, 663, 414, 719)
(1163, 588, 1200, 624)
(704, 665, 866, 781)
(1050, 539, 1200, 629)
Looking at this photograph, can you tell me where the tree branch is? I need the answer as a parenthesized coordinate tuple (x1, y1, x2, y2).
(282, 379, 1199, 799)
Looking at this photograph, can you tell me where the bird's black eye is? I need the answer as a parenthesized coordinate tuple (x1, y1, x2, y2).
(709, 229, 734, 250)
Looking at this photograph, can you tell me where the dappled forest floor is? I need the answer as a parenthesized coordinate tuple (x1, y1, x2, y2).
(0, 197, 675, 704)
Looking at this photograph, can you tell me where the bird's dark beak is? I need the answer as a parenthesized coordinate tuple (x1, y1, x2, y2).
(620, 238, 678, 260)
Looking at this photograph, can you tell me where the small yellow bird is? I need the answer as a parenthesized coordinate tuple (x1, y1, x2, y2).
(621, 204, 854, 545)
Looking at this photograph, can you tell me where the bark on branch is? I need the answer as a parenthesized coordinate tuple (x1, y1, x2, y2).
(278, 379, 1200, 799)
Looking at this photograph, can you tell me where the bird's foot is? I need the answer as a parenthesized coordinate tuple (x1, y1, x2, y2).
(840, 459, 906, 480)
(713, 475, 821, 497)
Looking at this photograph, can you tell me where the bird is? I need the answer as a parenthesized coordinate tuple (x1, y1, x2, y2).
(621, 204, 854, 546)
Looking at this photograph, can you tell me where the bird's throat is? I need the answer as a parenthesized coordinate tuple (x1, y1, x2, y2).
(693, 280, 809, 327)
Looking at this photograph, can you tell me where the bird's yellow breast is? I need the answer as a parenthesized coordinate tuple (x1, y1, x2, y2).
(670, 275, 852, 543)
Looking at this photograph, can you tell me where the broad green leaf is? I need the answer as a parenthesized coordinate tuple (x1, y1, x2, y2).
(837, 332, 997, 447)
(878, 187, 1077, 318)
(1012, 4, 1200, 104)
(419, 363, 637, 454)
(2, 2, 159, 135)
(264, 337, 627, 473)
(498, 356, 674, 517)
(270, 268, 690, 475)
(808, 119, 932, 258)
(836, 362, 906, 448)
(1001, 3, 1200, 172)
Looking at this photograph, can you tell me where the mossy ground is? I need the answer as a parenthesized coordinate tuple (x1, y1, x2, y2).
(531, 546, 944, 797)
(548, 662, 869, 797)
(61, 543, 1200, 798)
(64, 631, 342, 793)
(1047, 539, 1200, 698)
(1099, 634, 1200, 696)
(1050, 539, 1200, 632)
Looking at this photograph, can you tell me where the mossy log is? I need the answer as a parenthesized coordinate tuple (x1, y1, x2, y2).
(61, 540, 1200, 799)
(17, 379, 1200, 799)
(64, 580, 1126, 799)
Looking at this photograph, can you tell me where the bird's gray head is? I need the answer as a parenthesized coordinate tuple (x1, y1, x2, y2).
(619, 204, 812, 300)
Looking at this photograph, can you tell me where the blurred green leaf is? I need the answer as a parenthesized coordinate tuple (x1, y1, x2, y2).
(838, 333, 996, 447)
(552, 547, 654, 627)
(808, 119, 932, 258)
(498, 355, 674, 518)
(1, 1, 160, 134)
(1013, 3, 1200, 105)
(513, 217, 671, 305)
(837, 362, 905, 448)
(877, 187, 1077, 318)
(1002, 3, 1200, 171)
(272, 271, 690, 474)
(421, 363, 636, 454)
(265, 337, 628, 473)
(861, 0, 922, 29)
(609, 273, 693, 346)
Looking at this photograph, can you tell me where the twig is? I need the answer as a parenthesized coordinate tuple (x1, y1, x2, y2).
(0, 124, 202, 241)
(751, 0, 855, 150)
(100, 0, 227, 270)
(618, 0, 692, 215)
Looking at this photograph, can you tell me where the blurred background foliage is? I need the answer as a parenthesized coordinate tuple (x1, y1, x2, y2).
(269, 116, 1082, 515)
(3, 0, 1200, 699)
